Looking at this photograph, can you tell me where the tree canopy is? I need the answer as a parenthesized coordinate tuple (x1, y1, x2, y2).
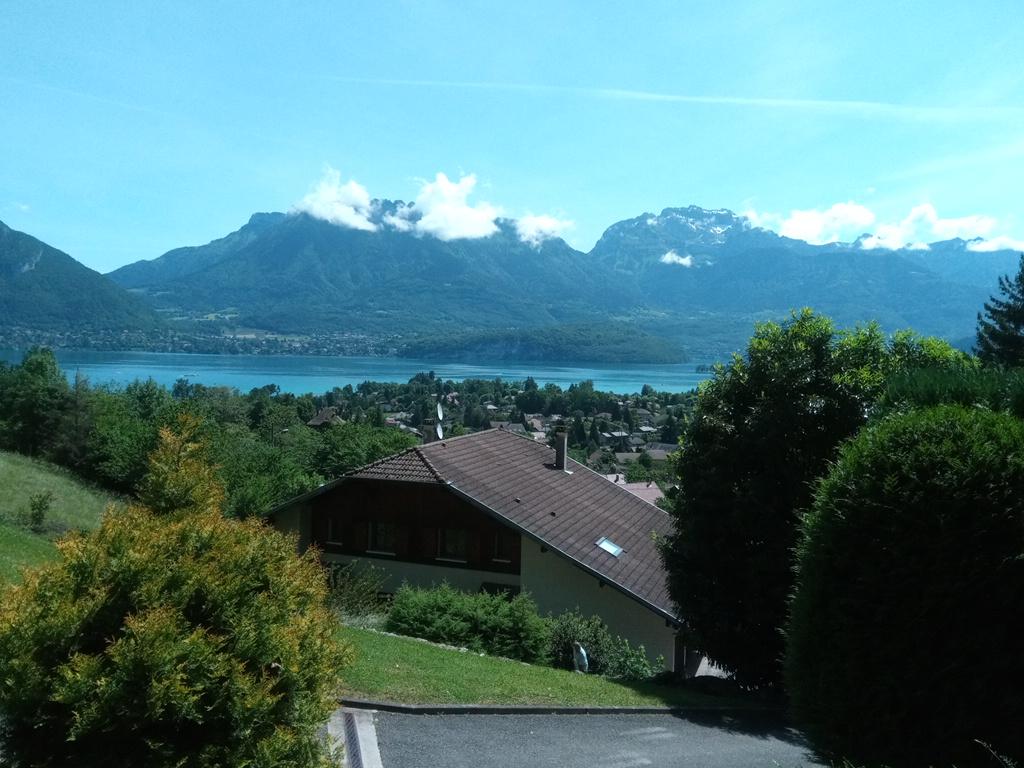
(977, 253, 1024, 367)
(661, 309, 970, 688)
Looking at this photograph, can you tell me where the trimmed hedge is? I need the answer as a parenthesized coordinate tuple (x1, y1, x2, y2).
(384, 583, 550, 663)
(786, 406, 1024, 767)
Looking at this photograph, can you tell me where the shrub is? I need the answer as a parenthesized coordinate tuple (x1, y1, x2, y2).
(327, 559, 389, 617)
(0, 506, 350, 767)
(547, 608, 614, 672)
(786, 406, 1024, 767)
(547, 609, 659, 680)
(26, 490, 54, 534)
(384, 583, 549, 663)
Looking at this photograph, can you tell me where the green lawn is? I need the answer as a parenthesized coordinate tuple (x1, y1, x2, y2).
(338, 625, 752, 709)
(0, 451, 118, 583)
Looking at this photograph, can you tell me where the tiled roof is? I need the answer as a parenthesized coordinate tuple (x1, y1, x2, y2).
(347, 429, 677, 620)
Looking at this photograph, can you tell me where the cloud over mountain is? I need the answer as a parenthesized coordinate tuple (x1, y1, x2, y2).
(294, 168, 580, 244)
(744, 201, 1024, 251)
(293, 167, 376, 231)
(409, 173, 501, 240)
(516, 214, 574, 247)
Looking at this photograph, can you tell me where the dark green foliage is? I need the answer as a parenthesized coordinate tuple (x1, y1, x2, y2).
(0, 220, 161, 333)
(0, 347, 70, 455)
(547, 609, 614, 672)
(546, 609, 659, 680)
(384, 583, 550, 663)
(26, 491, 53, 534)
(879, 366, 1024, 418)
(402, 323, 687, 364)
(977, 253, 1024, 367)
(786, 406, 1024, 767)
(662, 311, 970, 688)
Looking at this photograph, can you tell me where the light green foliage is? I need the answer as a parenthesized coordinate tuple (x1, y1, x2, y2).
(0, 421, 350, 767)
(138, 412, 225, 516)
(84, 386, 178, 492)
(662, 309, 969, 688)
(0, 451, 114, 583)
(315, 422, 417, 478)
(338, 625, 731, 708)
(786, 406, 1024, 767)
(385, 583, 550, 664)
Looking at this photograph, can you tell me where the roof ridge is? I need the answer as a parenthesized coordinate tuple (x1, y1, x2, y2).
(343, 445, 419, 477)
(413, 445, 447, 483)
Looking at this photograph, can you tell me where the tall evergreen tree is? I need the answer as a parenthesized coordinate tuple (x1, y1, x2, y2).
(977, 253, 1024, 367)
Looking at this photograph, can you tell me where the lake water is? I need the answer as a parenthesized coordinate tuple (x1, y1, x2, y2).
(0, 349, 714, 394)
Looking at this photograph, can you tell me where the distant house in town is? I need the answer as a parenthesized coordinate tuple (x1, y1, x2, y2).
(271, 428, 683, 670)
(306, 406, 345, 428)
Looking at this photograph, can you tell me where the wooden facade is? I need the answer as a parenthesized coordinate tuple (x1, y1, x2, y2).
(310, 479, 521, 577)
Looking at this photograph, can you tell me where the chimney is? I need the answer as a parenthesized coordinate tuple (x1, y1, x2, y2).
(554, 425, 568, 470)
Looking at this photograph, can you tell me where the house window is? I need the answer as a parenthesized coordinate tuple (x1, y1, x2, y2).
(368, 521, 397, 555)
(493, 529, 516, 563)
(326, 514, 344, 546)
(437, 528, 469, 562)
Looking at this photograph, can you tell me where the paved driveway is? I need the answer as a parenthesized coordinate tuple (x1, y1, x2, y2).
(370, 711, 823, 768)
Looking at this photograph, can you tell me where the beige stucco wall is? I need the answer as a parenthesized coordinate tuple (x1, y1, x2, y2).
(319, 551, 521, 594)
(273, 501, 312, 551)
(520, 538, 677, 670)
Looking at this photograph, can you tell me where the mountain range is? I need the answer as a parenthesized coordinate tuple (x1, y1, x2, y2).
(2, 206, 1020, 360)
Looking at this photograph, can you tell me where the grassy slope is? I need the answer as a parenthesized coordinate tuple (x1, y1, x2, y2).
(0, 451, 116, 583)
(338, 626, 748, 708)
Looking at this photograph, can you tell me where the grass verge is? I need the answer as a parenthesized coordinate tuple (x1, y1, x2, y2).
(0, 451, 117, 584)
(337, 625, 752, 709)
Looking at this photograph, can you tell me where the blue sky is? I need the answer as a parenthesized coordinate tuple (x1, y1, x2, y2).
(2, 1, 1022, 272)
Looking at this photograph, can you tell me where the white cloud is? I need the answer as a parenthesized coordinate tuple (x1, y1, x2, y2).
(410, 173, 501, 240)
(776, 202, 876, 244)
(15, 202, 30, 212)
(516, 214, 574, 247)
(293, 167, 376, 231)
(660, 250, 694, 267)
(744, 201, 1021, 251)
(860, 204, 996, 250)
(968, 235, 1024, 252)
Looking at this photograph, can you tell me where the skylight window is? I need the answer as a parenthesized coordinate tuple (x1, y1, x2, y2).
(596, 537, 623, 557)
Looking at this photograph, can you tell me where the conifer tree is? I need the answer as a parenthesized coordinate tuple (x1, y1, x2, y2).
(977, 254, 1024, 367)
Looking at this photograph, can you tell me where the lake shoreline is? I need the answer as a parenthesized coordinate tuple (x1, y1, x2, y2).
(0, 349, 715, 395)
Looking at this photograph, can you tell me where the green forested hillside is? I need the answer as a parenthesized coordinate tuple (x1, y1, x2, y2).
(0, 220, 161, 333)
(0, 451, 117, 582)
(400, 323, 687, 363)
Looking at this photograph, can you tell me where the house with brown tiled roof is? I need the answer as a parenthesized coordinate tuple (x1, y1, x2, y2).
(306, 406, 345, 428)
(271, 427, 683, 670)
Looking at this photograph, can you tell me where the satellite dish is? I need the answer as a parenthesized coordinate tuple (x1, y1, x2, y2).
(436, 402, 444, 421)
(435, 422, 444, 440)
